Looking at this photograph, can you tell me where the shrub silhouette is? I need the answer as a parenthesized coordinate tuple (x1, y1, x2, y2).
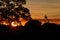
(42, 23, 58, 32)
(24, 20, 41, 32)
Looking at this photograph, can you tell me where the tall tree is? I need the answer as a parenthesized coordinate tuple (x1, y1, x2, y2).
(0, 0, 30, 21)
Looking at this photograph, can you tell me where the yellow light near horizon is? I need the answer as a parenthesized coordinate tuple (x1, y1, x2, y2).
(1, 21, 9, 25)
(11, 21, 17, 27)
(11, 21, 21, 27)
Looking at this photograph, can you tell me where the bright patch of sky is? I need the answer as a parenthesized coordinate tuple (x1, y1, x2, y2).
(24, 0, 60, 19)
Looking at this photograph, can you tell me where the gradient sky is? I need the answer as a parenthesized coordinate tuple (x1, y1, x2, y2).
(23, 0, 60, 19)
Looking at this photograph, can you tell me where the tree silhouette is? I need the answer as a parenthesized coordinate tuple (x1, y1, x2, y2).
(0, 0, 32, 26)
(44, 15, 49, 23)
(0, 0, 26, 4)
(0, 0, 26, 19)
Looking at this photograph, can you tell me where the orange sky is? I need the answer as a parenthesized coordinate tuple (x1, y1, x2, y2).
(23, 0, 60, 19)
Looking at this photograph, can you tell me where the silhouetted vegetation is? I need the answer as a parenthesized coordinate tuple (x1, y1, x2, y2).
(0, 0, 60, 39)
(42, 23, 58, 32)
(0, 20, 60, 38)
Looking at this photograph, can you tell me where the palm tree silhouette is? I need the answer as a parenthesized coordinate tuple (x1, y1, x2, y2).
(44, 15, 49, 23)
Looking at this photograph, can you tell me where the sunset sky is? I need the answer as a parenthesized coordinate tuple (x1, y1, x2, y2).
(23, 0, 60, 19)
